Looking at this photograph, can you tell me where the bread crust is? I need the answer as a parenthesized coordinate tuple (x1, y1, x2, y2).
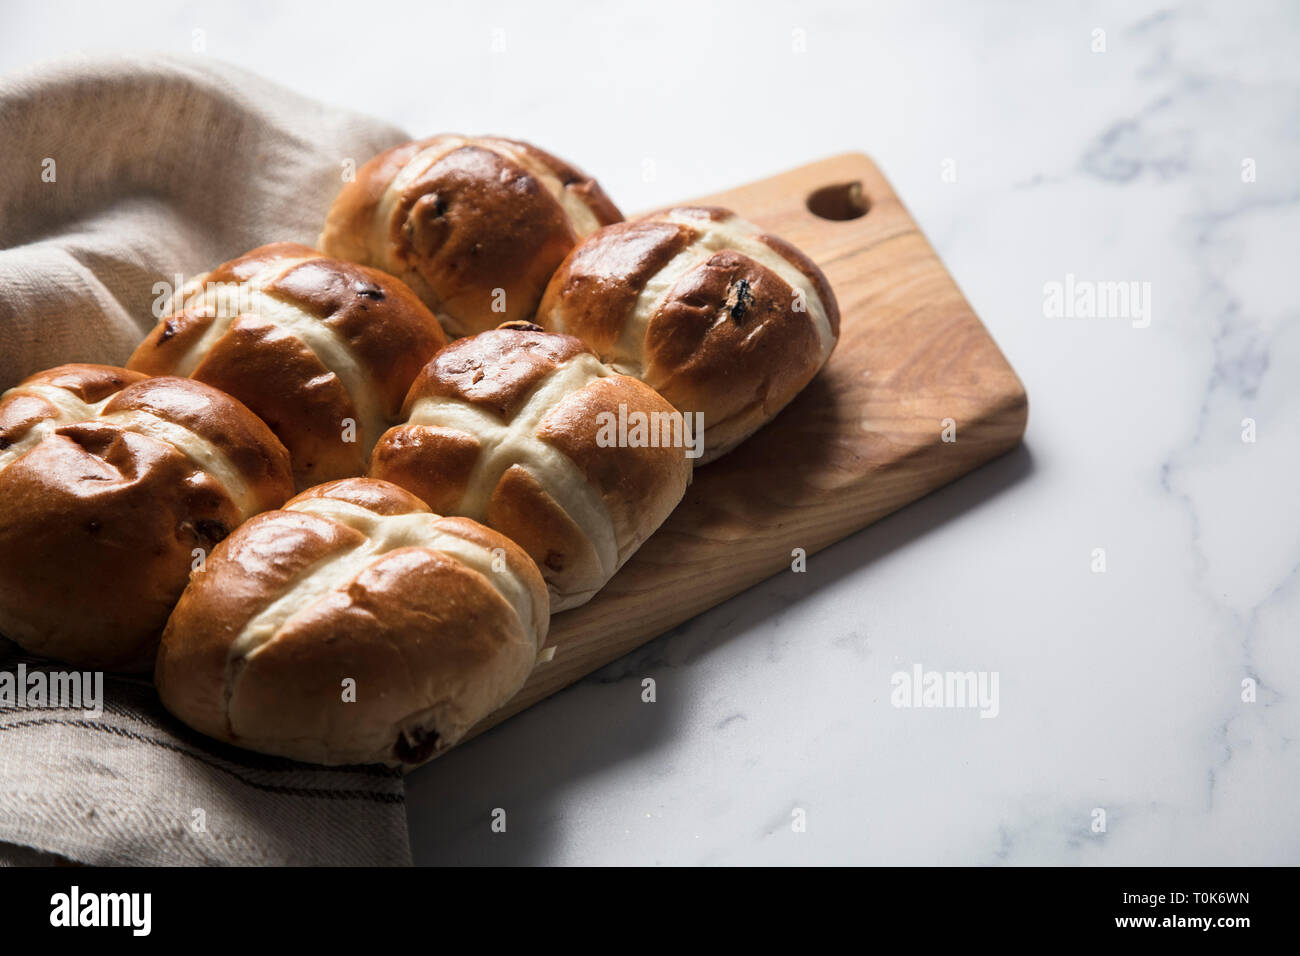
(155, 478, 549, 767)
(536, 207, 840, 463)
(0, 365, 293, 670)
(320, 135, 623, 338)
(128, 242, 447, 488)
(369, 328, 691, 611)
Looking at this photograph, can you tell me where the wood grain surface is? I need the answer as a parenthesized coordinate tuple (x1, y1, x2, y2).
(467, 152, 1028, 740)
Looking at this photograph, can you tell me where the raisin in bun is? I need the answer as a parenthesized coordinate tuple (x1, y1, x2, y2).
(155, 478, 549, 767)
(0, 365, 293, 671)
(319, 135, 622, 338)
(535, 207, 840, 464)
(128, 242, 447, 489)
(368, 326, 691, 612)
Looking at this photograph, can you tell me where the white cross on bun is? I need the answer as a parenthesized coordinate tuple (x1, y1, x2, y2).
(369, 326, 692, 612)
(128, 242, 448, 489)
(535, 206, 840, 463)
(155, 478, 549, 767)
(319, 135, 623, 338)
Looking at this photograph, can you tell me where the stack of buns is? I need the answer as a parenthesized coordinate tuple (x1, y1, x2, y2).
(0, 134, 839, 766)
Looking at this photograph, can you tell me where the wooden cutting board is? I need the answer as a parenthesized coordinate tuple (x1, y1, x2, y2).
(465, 153, 1028, 740)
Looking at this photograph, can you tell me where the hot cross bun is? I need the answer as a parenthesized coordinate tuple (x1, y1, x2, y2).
(320, 135, 622, 338)
(0, 364, 293, 670)
(155, 478, 549, 766)
(368, 327, 691, 611)
(535, 207, 840, 463)
(128, 242, 447, 488)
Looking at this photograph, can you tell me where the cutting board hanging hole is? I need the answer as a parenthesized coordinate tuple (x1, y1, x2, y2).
(805, 181, 870, 221)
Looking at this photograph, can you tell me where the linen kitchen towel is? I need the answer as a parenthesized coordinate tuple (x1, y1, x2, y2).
(0, 54, 413, 865)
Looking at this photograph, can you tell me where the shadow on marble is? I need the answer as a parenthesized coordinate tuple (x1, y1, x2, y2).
(405, 442, 1036, 864)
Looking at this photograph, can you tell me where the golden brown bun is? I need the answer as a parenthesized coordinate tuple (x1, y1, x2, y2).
(155, 477, 549, 767)
(127, 242, 448, 489)
(0, 365, 294, 670)
(369, 328, 691, 611)
(319, 135, 623, 338)
(535, 207, 840, 463)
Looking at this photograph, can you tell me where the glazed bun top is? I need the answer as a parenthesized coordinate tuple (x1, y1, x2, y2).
(0, 364, 294, 670)
(536, 206, 840, 463)
(128, 242, 447, 488)
(320, 135, 623, 338)
(154, 477, 550, 766)
(368, 325, 692, 611)
(0, 364, 292, 521)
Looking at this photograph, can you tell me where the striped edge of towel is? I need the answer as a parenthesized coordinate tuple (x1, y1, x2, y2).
(0, 649, 411, 866)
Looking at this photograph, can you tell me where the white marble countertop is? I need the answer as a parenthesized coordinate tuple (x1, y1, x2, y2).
(4, 0, 1295, 865)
